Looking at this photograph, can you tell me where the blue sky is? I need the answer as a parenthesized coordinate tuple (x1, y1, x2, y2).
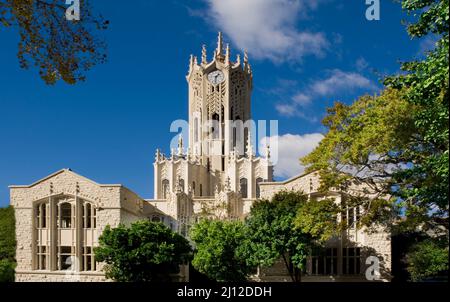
(0, 0, 431, 207)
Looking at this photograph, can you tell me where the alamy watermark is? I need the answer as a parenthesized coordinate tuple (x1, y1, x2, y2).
(365, 0, 380, 21)
(168, 117, 280, 164)
(65, 0, 80, 21)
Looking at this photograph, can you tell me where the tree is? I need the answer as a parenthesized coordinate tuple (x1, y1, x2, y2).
(301, 88, 414, 229)
(245, 191, 319, 282)
(190, 219, 254, 282)
(301, 0, 449, 280)
(0, 206, 16, 282)
(94, 220, 192, 282)
(294, 198, 338, 243)
(383, 0, 449, 233)
(406, 238, 449, 281)
(0, 0, 108, 84)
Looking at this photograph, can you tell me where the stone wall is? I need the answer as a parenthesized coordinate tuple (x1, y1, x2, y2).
(15, 271, 107, 282)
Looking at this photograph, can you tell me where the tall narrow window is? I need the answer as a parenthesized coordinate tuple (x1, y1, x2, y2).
(179, 178, 185, 192)
(192, 181, 196, 196)
(343, 247, 361, 275)
(58, 246, 75, 270)
(82, 246, 96, 272)
(256, 178, 263, 198)
(199, 184, 203, 197)
(162, 179, 169, 199)
(325, 248, 338, 275)
(60, 202, 72, 229)
(83, 203, 96, 229)
(36, 245, 49, 270)
(240, 178, 248, 198)
(212, 113, 219, 139)
(194, 118, 199, 142)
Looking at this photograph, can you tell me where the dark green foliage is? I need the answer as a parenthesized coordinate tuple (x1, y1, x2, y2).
(406, 237, 449, 281)
(0, 259, 16, 282)
(0, 206, 16, 282)
(94, 220, 192, 282)
(245, 191, 324, 282)
(190, 219, 254, 282)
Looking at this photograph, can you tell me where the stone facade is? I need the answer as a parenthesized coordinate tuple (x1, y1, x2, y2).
(259, 171, 391, 281)
(9, 33, 391, 282)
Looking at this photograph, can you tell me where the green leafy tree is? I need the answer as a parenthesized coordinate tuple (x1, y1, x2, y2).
(406, 238, 449, 281)
(190, 219, 254, 282)
(294, 198, 338, 243)
(0, 0, 108, 84)
(0, 206, 16, 282)
(245, 191, 317, 282)
(301, 88, 414, 229)
(383, 0, 449, 233)
(94, 220, 192, 282)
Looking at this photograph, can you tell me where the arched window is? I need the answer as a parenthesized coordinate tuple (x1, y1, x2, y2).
(36, 202, 48, 228)
(256, 178, 263, 198)
(212, 113, 220, 139)
(162, 179, 169, 199)
(240, 178, 248, 198)
(192, 181, 196, 196)
(59, 202, 72, 229)
(83, 203, 96, 229)
(179, 178, 185, 192)
(152, 216, 161, 223)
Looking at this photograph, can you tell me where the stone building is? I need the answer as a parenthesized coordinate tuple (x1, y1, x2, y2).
(10, 33, 391, 282)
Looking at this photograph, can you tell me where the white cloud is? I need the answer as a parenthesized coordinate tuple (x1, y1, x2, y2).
(202, 0, 329, 63)
(311, 69, 377, 96)
(275, 69, 378, 117)
(292, 93, 311, 106)
(260, 133, 323, 179)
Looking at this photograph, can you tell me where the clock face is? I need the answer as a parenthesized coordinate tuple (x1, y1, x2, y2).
(207, 70, 225, 85)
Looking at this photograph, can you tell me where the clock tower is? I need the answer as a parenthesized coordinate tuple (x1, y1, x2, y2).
(154, 32, 272, 201)
(187, 32, 253, 173)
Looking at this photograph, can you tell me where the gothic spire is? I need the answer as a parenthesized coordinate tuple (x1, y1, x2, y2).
(216, 32, 223, 57)
(201, 44, 207, 64)
(189, 54, 194, 73)
(225, 43, 230, 65)
(244, 50, 249, 72)
(177, 134, 184, 156)
(246, 130, 255, 158)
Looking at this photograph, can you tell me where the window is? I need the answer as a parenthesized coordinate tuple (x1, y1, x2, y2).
(341, 199, 360, 228)
(36, 245, 49, 270)
(36, 203, 48, 228)
(325, 248, 338, 275)
(83, 203, 96, 229)
(179, 178, 185, 192)
(240, 178, 248, 198)
(82, 246, 96, 271)
(58, 246, 75, 270)
(162, 179, 169, 199)
(194, 118, 199, 142)
(151, 216, 161, 223)
(342, 247, 361, 275)
(59, 202, 72, 228)
(199, 184, 203, 196)
(212, 113, 219, 139)
(256, 178, 263, 198)
(192, 181, 196, 196)
(310, 248, 338, 275)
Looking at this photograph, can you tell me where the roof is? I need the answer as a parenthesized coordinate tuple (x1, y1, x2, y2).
(9, 168, 123, 189)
